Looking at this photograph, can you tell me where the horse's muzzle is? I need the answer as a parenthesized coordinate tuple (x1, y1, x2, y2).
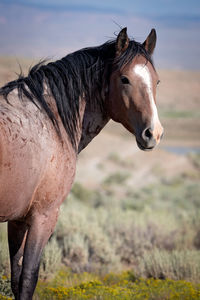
(136, 126, 164, 151)
(136, 138, 156, 151)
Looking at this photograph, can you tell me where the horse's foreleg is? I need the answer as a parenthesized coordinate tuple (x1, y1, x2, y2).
(8, 221, 29, 299)
(18, 208, 59, 300)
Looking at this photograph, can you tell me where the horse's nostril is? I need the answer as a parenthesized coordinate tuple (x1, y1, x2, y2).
(142, 127, 153, 141)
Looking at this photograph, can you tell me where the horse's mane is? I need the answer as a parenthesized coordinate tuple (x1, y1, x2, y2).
(0, 39, 153, 149)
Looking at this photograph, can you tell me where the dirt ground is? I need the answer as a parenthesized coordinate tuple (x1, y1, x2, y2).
(0, 57, 199, 189)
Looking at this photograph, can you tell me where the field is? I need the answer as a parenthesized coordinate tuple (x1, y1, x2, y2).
(0, 57, 200, 299)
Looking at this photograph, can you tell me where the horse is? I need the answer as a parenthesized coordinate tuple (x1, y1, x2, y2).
(0, 27, 163, 299)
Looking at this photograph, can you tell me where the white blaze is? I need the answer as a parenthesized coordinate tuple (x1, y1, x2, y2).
(133, 64, 159, 127)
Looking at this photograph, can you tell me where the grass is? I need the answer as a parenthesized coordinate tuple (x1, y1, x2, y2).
(1, 175, 200, 298)
(1, 270, 200, 300)
(34, 270, 200, 299)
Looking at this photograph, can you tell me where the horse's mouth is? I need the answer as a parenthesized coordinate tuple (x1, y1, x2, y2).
(136, 140, 155, 151)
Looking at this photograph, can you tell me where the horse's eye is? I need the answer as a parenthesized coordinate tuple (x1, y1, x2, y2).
(121, 76, 130, 85)
(157, 80, 161, 85)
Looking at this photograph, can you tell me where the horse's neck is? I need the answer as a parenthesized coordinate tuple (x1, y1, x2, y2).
(78, 101, 110, 153)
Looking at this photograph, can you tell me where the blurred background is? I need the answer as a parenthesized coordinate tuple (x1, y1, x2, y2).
(0, 0, 200, 69)
(0, 0, 200, 298)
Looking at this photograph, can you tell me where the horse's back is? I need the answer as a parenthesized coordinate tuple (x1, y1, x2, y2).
(0, 92, 76, 222)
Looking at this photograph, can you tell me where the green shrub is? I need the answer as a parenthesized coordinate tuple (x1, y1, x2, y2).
(0, 224, 9, 274)
(103, 171, 130, 186)
(51, 176, 200, 276)
(70, 183, 93, 203)
(40, 237, 62, 280)
(55, 198, 120, 273)
(137, 249, 200, 282)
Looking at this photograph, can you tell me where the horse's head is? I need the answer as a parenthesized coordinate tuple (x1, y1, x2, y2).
(107, 28, 163, 151)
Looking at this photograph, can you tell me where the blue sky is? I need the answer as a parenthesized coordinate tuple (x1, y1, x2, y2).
(0, 0, 200, 69)
(2, 0, 200, 15)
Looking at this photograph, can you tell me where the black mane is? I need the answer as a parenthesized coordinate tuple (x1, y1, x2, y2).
(0, 39, 153, 149)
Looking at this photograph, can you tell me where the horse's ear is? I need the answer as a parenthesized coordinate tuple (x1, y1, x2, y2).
(116, 27, 129, 56)
(143, 28, 157, 55)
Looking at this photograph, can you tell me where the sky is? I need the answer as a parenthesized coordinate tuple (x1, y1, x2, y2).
(0, 0, 200, 69)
